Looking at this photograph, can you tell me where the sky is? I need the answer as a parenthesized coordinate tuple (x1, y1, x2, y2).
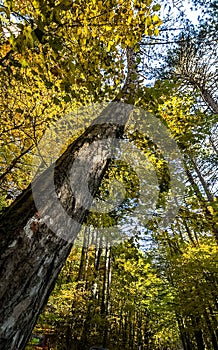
(183, 0, 202, 24)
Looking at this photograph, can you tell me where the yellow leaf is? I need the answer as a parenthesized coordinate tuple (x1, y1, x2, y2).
(152, 14, 159, 22)
(153, 28, 159, 36)
(105, 25, 111, 31)
(127, 16, 132, 24)
(83, 26, 89, 36)
(107, 40, 113, 51)
(77, 27, 82, 36)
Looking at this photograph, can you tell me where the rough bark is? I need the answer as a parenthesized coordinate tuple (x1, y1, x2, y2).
(0, 102, 133, 350)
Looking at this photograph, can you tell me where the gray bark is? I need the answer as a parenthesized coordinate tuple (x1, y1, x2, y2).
(188, 154, 214, 203)
(209, 135, 218, 157)
(185, 163, 218, 243)
(0, 102, 133, 350)
(199, 87, 218, 114)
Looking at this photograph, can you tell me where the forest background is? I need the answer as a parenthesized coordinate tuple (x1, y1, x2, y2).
(0, 0, 217, 349)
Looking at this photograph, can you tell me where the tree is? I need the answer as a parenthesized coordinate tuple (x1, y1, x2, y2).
(0, 0, 162, 202)
(165, 33, 218, 114)
(0, 101, 132, 349)
(131, 43, 218, 347)
(0, 1, 163, 348)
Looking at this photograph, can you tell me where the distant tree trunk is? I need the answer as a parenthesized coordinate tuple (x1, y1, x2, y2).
(199, 87, 218, 114)
(76, 229, 88, 282)
(185, 164, 218, 243)
(192, 316, 205, 350)
(0, 102, 133, 350)
(203, 309, 218, 350)
(183, 216, 197, 244)
(93, 235, 103, 300)
(102, 244, 112, 348)
(176, 315, 190, 350)
(209, 135, 218, 157)
(65, 324, 72, 350)
(194, 330, 205, 350)
(188, 154, 214, 203)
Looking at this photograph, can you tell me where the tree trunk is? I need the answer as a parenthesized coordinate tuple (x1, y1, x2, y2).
(0, 102, 133, 350)
(102, 244, 111, 348)
(76, 230, 87, 283)
(188, 154, 214, 203)
(203, 309, 218, 350)
(209, 135, 218, 158)
(194, 330, 205, 350)
(192, 316, 205, 350)
(199, 87, 218, 114)
(185, 164, 218, 243)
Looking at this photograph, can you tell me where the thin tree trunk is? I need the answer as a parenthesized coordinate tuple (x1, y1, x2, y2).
(185, 164, 218, 242)
(176, 314, 190, 350)
(101, 244, 109, 316)
(183, 217, 196, 244)
(93, 234, 103, 300)
(204, 309, 218, 350)
(194, 330, 205, 350)
(102, 245, 111, 348)
(65, 324, 72, 350)
(188, 154, 214, 203)
(192, 316, 205, 350)
(76, 229, 88, 282)
(199, 87, 218, 114)
(209, 136, 218, 158)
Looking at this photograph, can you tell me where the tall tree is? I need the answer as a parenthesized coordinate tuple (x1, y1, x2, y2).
(0, 1, 162, 348)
